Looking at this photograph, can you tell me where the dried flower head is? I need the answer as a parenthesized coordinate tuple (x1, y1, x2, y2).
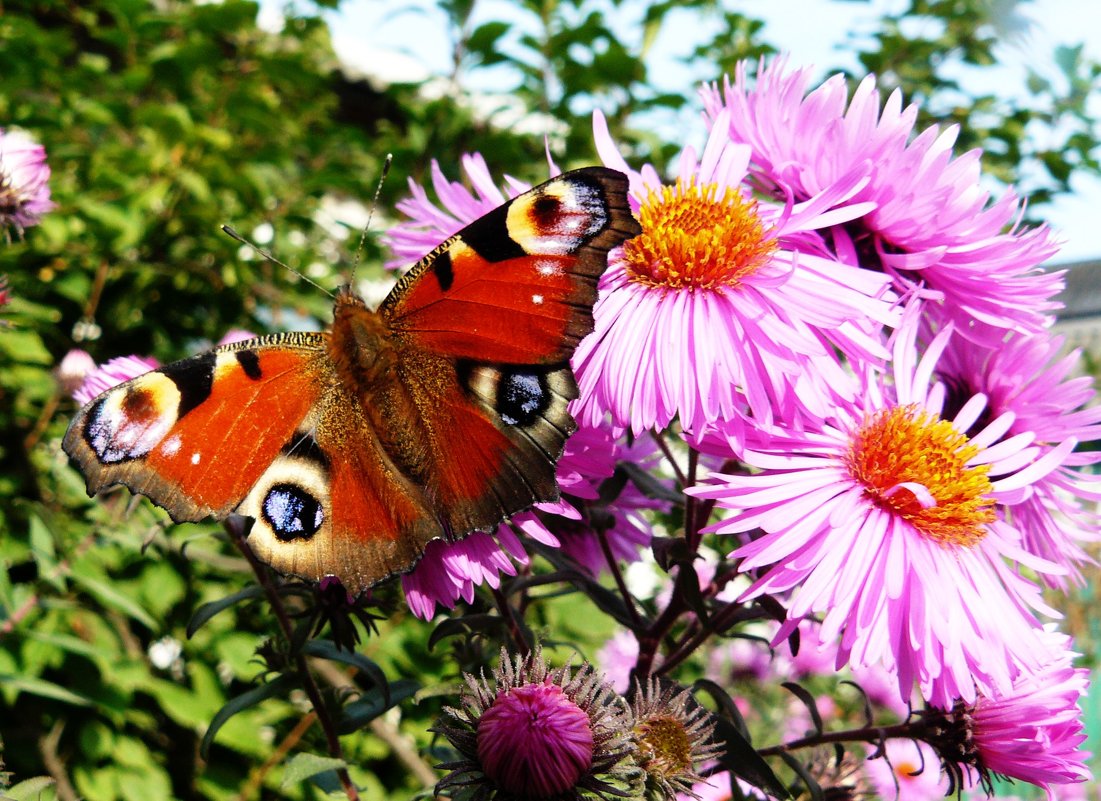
(435, 647, 638, 800)
(630, 678, 720, 799)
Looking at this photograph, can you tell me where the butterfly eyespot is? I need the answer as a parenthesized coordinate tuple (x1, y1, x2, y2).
(531, 194, 562, 222)
(498, 371, 548, 427)
(84, 375, 182, 463)
(262, 483, 325, 542)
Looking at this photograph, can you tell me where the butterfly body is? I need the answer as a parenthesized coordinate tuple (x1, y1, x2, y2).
(64, 167, 639, 591)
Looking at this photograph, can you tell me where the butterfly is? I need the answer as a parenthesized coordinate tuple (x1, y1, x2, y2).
(63, 167, 640, 593)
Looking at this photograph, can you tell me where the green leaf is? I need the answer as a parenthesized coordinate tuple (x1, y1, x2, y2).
(69, 567, 158, 631)
(4, 776, 57, 801)
(302, 640, 390, 702)
(201, 674, 297, 759)
(186, 585, 266, 637)
(338, 680, 419, 734)
(280, 753, 347, 789)
(0, 674, 93, 708)
(0, 330, 51, 365)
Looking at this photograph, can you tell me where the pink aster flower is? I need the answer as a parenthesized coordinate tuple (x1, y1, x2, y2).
(691, 307, 1069, 709)
(863, 740, 951, 801)
(924, 631, 1091, 799)
(401, 531, 525, 620)
(72, 354, 160, 405)
(216, 328, 258, 346)
(572, 108, 898, 437)
(704, 58, 1063, 346)
(937, 329, 1101, 587)
(382, 153, 537, 268)
(57, 349, 98, 396)
(0, 128, 54, 236)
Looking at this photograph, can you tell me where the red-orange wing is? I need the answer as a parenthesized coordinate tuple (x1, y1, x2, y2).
(64, 333, 445, 591)
(63, 334, 327, 522)
(381, 167, 639, 364)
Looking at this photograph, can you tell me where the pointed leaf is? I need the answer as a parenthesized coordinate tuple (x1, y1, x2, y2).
(0, 674, 93, 708)
(69, 568, 157, 630)
(781, 681, 823, 736)
(5, 776, 57, 801)
(337, 680, 419, 734)
(302, 640, 389, 703)
(280, 753, 347, 788)
(428, 614, 507, 650)
(712, 715, 789, 800)
(779, 751, 823, 801)
(187, 586, 267, 637)
(201, 674, 296, 758)
(693, 679, 750, 739)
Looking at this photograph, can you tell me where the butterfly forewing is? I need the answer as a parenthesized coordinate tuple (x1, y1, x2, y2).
(381, 167, 639, 364)
(63, 335, 329, 522)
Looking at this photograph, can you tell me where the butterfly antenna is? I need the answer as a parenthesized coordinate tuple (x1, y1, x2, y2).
(349, 152, 393, 285)
(221, 225, 335, 299)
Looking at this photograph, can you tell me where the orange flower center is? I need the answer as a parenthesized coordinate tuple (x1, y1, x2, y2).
(633, 714, 694, 778)
(846, 405, 995, 547)
(623, 179, 776, 291)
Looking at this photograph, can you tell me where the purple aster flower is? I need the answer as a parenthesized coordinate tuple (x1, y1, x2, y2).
(72, 354, 160, 406)
(678, 771, 769, 801)
(863, 739, 951, 801)
(434, 647, 636, 800)
(597, 630, 641, 694)
(382, 153, 537, 268)
(937, 329, 1101, 587)
(572, 107, 898, 437)
(691, 307, 1069, 709)
(704, 58, 1063, 346)
(401, 531, 525, 620)
(0, 128, 54, 237)
(923, 631, 1091, 799)
(529, 424, 664, 575)
(57, 349, 98, 396)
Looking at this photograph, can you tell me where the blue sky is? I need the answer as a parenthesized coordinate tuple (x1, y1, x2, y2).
(262, 0, 1101, 264)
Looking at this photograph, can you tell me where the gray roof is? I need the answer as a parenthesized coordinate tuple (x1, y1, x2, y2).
(1055, 259, 1101, 321)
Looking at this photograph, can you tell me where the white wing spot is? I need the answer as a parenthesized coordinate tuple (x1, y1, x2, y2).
(160, 435, 182, 457)
(532, 294, 544, 305)
(191, 452, 202, 465)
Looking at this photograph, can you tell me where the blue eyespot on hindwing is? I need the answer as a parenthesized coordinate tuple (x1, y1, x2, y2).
(262, 483, 324, 542)
(498, 370, 549, 427)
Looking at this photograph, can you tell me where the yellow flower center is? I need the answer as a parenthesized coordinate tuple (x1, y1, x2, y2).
(623, 179, 776, 291)
(633, 714, 693, 778)
(846, 405, 995, 547)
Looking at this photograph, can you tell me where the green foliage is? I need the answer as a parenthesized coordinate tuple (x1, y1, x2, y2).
(851, 0, 1101, 208)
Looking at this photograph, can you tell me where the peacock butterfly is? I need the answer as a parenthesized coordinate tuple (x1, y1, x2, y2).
(63, 167, 640, 592)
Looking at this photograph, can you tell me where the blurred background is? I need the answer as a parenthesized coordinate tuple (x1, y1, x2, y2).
(1, 0, 1099, 799)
